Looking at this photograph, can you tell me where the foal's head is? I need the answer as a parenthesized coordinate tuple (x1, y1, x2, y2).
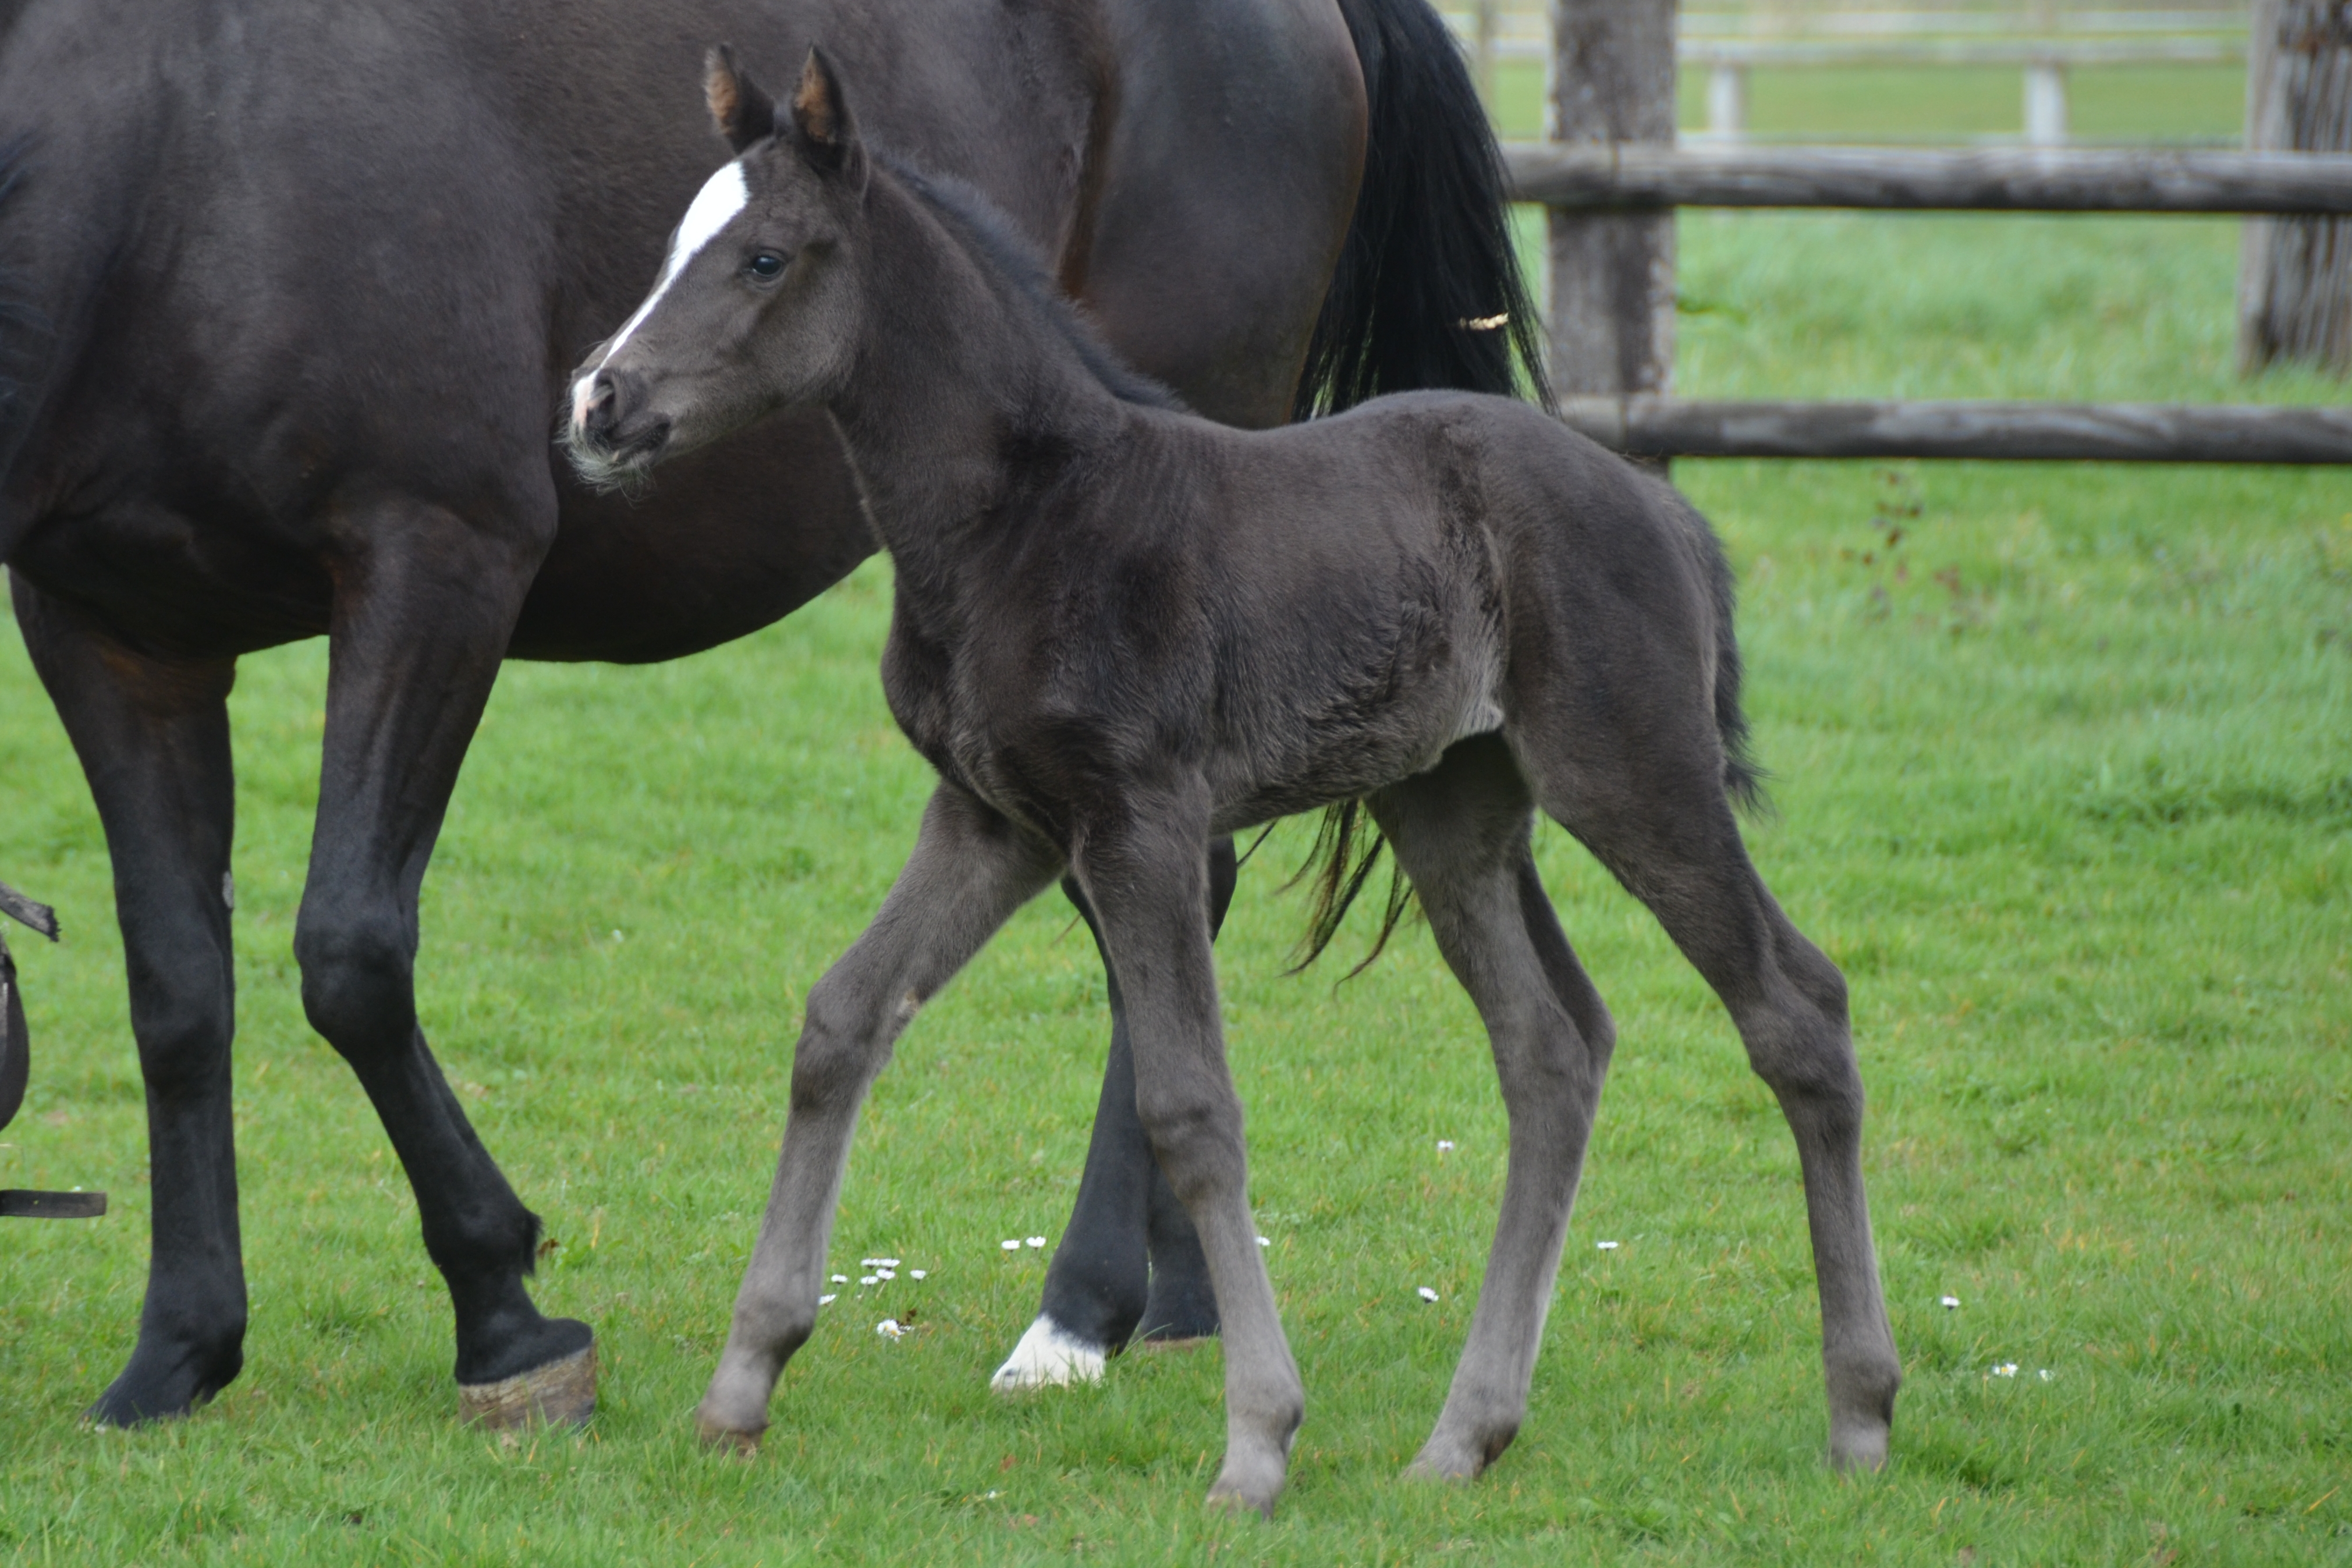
(564, 47, 869, 488)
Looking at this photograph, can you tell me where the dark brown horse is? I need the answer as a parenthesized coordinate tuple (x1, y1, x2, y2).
(564, 49, 1900, 1513)
(0, 0, 1541, 1425)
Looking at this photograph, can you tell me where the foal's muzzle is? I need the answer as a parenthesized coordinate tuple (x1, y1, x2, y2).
(565, 367, 672, 476)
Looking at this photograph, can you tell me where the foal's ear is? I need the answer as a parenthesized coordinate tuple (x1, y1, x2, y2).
(705, 44, 776, 152)
(792, 47, 867, 187)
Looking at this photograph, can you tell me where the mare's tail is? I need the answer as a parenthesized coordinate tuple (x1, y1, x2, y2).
(1288, 0, 1548, 969)
(1294, 0, 1550, 418)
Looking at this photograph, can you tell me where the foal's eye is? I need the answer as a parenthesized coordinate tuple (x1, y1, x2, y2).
(745, 252, 786, 282)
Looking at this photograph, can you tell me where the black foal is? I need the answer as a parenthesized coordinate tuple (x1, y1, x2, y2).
(566, 50, 1900, 1514)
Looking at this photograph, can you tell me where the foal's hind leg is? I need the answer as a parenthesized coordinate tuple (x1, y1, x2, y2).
(1368, 737, 1615, 1480)
(1527, 737, 1902, 1468)
(697, 784, 1063, 1449)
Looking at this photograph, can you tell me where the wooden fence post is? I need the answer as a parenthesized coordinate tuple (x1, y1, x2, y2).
(1549, 0, 1679, 406)
(2237, 0, 2352, 377)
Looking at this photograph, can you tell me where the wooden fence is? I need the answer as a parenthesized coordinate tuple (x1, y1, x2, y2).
(1450, 5, 2250, 144)
(1500, 2, 2352, 464)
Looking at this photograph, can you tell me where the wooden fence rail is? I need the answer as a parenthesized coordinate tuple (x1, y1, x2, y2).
(1503, 144, 2352, 214)
(1557, 398, 2352, 463)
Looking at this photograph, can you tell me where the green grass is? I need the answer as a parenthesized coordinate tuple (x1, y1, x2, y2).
(1485, 61, 2248, 143)
(3, 79, 2349, 1568)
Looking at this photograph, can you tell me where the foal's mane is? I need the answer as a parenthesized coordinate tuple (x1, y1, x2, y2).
(875, 152, 1186, 414)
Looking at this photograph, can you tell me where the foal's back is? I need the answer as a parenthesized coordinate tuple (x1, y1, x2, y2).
(1037, 389, 1732, 829)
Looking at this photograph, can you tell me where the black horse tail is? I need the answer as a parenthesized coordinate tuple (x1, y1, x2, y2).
(1293, 0, 1551, 420)
(1288, 0, 1548, 972)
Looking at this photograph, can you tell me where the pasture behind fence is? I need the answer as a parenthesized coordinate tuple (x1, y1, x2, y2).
(1447, 3, 2253, 144)
(1485, 0, 2352, 463)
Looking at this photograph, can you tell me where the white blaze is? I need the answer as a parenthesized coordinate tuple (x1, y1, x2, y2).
(570, 159, 751, 429)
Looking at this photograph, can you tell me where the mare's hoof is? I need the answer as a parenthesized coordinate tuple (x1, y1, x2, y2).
(990, 1315, 1106, 1392)
(694, 1409, 765, 1456)
(459, 1340, 597, 1429)
(84, 1340, 243, 1428)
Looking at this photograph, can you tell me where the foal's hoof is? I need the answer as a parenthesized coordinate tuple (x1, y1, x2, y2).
(459, 1341, 597, 1429)
(1828, 1418, 1892, 1472)
(694, 1409, 765, 1457)
(1402, 1443, 1484, 1484)
(1204, 1473, 1280, 1520)
(990, 1315, 1106, 1392)
(1404, 1421, 1513, 1482)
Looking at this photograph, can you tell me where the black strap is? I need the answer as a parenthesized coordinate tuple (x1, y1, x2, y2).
(0, 882, 58, 941)
(0, 1190, 107, 1219)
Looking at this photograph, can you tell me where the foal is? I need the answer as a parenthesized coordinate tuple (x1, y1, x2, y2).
(566, 50, 1902, 1514)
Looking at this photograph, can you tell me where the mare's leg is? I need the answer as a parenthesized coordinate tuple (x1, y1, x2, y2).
(1522, 723, 1902, 1468)
(697, 785, 1063, 1448)
(14, 581, 242, 1423)
(1069, 790, 1300, 1515)
(292, 494, 594, 1420)
(992, 837, 1233, 1390)
(1367, 736, 1615, 1480)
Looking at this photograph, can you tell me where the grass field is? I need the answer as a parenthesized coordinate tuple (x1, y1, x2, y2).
(1484, 61, 2251, 144)
(3, 58, 2349, 1568)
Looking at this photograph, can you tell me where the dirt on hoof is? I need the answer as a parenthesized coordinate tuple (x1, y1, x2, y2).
(459, 1342, 597, 1429)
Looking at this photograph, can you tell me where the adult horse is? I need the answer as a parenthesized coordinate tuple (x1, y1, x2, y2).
(0, 0, 1542, 1424)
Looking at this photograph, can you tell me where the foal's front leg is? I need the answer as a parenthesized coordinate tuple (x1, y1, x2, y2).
(992, 837, 1235, 1390)
(1070, 796, 1302, 1516)
(697, 784, 1063, 1449)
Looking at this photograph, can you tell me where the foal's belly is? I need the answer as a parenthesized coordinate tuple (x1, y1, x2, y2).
(1206, 638, 1507, 833)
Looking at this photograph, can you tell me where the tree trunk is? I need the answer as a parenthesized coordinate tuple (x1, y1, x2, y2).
(1548, 0, 1678, 402)
(2237, 0, 2352, 377)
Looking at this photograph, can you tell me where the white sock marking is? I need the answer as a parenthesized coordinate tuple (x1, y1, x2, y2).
(990, 1315, 1106, 1391)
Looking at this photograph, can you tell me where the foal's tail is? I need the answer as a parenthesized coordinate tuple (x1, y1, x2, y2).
(1698, 510, 1768, 815)
(1295, 0, 1550, 418)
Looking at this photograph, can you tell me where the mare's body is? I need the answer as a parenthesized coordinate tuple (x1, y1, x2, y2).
(571, 54, 1901, 1515)
(0, 0, 1539, 1424)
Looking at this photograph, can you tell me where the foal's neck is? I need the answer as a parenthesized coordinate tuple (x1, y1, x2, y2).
(826, 177, 1127, 583)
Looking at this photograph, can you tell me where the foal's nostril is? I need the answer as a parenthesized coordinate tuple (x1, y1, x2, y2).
(582, 373, 619, 436)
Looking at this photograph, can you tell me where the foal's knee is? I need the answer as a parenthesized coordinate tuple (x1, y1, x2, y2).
(787, 971, 895, 1113)
(293, 899, 415, 1059)
(1132, 1080, 1244, 1207)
